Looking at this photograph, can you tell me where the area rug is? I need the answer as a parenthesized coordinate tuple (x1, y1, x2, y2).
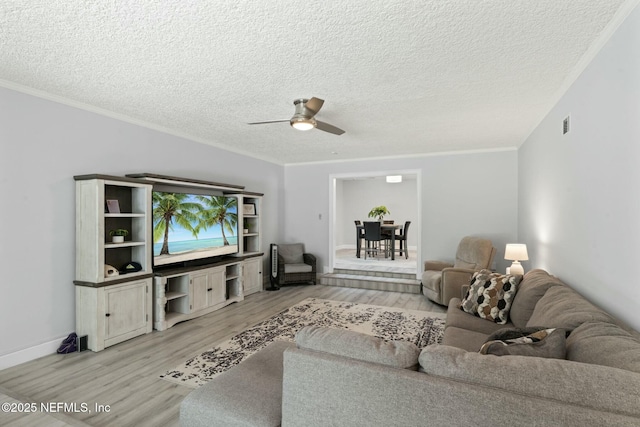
(160, 297, 446, 387)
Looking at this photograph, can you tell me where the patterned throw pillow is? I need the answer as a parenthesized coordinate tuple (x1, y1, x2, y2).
(479, 328, 566, 359)
(460, 269, 522, 324)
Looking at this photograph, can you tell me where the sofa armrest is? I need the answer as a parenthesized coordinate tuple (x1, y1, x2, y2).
(424, 260, 453, 271)
(441, 268, 476, 305)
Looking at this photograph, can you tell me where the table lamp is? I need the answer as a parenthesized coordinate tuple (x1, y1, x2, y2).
(505, 244, 528, 275)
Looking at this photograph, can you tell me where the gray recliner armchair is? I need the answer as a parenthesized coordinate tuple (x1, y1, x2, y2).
(421, 236, 496, 306)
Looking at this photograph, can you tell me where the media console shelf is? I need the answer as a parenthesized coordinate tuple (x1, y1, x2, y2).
(126, 173, 264, 330)
(153, 254, 261, 331)
(73, 175, 154, 351)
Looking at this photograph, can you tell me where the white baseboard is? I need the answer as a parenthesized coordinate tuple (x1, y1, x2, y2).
(335, 244, 354, 250)
(0, 337, 64, 371)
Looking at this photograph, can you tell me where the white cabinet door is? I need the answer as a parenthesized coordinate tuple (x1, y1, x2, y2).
(243, 257, 263, 295)
(207, 268, 226, 307)
(104, 280, 149, 342)
(190, 271, 210, 313)
(191, 267, 226, 312)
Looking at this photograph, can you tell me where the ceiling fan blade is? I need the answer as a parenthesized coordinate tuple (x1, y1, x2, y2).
(305, 97, 324, 116)
(316, 120, 345, 135)
(247, 119, 290, 125)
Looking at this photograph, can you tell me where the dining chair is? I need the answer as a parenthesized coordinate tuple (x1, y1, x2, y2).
(381, 219, 394, 246)
(363, 221, 387, 259)
(394, 221, 411, 259)
(353, 219, 364, 255)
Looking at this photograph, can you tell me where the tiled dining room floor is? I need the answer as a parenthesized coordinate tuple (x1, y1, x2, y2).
(334, 247, 418, 275)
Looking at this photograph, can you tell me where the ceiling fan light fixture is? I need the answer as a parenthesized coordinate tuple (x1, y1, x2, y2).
(290, 117, 316, 131)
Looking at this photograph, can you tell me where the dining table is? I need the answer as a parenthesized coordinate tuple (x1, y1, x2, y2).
(355, 223, 403, 260)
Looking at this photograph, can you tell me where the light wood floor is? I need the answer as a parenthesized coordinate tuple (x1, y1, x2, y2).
(0, 285, 444, 427)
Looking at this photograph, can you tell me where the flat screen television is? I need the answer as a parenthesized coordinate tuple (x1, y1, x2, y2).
(152, 190, 239, 268)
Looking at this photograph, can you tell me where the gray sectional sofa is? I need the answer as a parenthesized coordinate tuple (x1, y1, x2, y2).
(181, 269, 640, 426)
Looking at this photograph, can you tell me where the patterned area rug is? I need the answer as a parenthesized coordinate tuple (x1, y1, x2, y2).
(160, 298, 446, 387)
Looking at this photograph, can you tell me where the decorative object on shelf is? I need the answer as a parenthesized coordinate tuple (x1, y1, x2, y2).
(104, 264, 119, 277)
(243, 203, 256, 215)
(106, 199, 120, 213)
(109, 228, 129, 243)
(368, 205, 390, 221)
(505, 243, 529, 275)
(120, 261, 142, 274)
(243, 228, 249, 234)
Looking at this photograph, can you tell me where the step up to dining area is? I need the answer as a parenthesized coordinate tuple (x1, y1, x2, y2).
(320, 268, 422, 294)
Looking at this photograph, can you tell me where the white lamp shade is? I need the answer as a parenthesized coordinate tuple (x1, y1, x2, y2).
(505, 244, 528, 261)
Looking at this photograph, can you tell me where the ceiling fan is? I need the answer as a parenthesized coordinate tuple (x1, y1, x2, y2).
(248, 97, 345, 135)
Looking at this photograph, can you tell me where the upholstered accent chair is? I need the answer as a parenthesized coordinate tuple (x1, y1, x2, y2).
(277, 243, 317, 286)
(421, 236, 496, 306)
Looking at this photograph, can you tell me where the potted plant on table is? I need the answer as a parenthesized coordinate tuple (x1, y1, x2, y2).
(109, 228, 129, 243)
(368, 206, 391, 221)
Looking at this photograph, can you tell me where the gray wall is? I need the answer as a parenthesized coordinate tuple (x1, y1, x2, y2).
(518, 4, 640, 331)
(0, 87, 283, 365)
(284, 150, 519, 274)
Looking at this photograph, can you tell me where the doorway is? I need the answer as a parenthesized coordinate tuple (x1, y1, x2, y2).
(329, 170, 421, 278)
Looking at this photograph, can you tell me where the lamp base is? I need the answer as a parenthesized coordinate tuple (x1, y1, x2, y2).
(509, 261, 524, 275)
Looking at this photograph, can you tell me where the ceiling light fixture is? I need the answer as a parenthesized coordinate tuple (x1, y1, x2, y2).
(386, 175, 402, 183)
(290, 117, 316, 131)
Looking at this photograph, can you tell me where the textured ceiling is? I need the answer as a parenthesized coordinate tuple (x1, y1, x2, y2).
(0, 1, 634, 164)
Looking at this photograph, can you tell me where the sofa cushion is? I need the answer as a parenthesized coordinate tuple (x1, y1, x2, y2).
(566, 322, 640, 374)
(419, 345, 640, 418)
(295, 326, 420, 370)
(509, 269, 564, 328)
(453, 236, 494, 270)
(479, 327, 566, 359)
(526, 285, 615, 331)
(441, 326, 489, 352)
(460, 270, 521, 324)
(446, 298, 514, 336)
(279, 243, 305, 264)
(284, 263, 312, 273)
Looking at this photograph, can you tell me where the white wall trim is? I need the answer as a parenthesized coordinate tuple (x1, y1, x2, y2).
(0, 337, 65, 371)
(288, 147, 517, 167)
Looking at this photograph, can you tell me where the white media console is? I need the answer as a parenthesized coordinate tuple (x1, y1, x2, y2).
(74, 173, 264, 350)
